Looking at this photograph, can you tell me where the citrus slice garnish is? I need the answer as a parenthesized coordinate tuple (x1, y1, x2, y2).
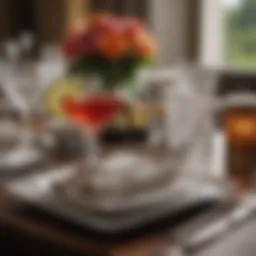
(44, 78, 83, 118)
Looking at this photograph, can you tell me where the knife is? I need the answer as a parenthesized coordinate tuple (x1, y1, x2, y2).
(181, 196, 256, 253)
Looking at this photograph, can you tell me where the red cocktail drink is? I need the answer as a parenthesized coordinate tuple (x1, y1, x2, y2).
(63, 94, 122, 128)
(62, 94, 123, 164)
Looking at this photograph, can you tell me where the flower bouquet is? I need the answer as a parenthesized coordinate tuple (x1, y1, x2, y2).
(62, 13, 157, 90)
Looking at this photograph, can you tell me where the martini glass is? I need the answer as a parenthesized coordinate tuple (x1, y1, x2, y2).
(62, 88, 123, 169)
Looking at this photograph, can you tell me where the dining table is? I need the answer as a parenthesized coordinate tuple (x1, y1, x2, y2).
(0, 133, 256, 256)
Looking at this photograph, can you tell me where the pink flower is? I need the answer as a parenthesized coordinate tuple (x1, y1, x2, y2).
(122, 18, 144, 40)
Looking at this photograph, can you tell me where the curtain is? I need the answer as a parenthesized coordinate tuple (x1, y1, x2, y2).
(199, 0, 224, 67)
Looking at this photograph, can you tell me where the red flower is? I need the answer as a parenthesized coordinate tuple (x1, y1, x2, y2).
(62, 35, 81, 59)
(62, 30, 98, 59)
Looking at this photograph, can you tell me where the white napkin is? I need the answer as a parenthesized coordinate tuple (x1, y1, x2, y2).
(0, 145, 42, 172)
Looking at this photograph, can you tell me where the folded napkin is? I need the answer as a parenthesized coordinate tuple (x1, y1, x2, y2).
(0, 145, 46, 176)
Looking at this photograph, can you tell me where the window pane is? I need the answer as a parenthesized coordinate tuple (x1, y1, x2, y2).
(222, 0, 256, 68)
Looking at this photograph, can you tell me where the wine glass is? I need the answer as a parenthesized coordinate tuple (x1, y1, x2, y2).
(1, 51, 59, 151)
(18, 32, 35, 59)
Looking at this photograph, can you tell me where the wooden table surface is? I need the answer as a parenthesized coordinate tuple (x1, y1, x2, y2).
(1, 184, 256, 256)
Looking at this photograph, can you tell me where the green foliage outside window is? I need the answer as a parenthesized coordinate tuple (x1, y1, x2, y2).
(225, 0, 256, 68)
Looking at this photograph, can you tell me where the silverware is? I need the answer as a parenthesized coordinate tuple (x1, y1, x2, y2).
(167, 196, 256, 255)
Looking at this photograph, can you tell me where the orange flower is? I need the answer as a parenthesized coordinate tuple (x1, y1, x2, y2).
(131, 32, 157, 58)
(97, 32, 128, 60)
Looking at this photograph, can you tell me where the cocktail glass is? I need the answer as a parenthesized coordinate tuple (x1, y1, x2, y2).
(62, 89, 123, 168)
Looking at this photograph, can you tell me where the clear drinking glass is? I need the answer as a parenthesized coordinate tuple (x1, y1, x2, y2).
(145, 65, 219, 177)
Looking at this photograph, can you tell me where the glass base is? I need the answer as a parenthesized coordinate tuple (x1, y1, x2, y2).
(71, 146, 180, 193)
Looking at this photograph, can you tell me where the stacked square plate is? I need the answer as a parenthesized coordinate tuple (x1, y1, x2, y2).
(6, 159, 228, 233)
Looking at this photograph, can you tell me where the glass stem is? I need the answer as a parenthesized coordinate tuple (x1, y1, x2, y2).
(83, 125, 101, 168)
(21, 111, 34, 146)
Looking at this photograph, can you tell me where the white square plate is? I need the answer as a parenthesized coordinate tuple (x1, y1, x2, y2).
(5, 166, 227, 233)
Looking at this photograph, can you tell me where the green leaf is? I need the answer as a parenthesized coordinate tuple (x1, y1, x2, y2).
(67, 55, 152, 91)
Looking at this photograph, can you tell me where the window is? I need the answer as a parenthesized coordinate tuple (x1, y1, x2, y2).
(222, 0, 256, 68)
(200, 0, 256, 69)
